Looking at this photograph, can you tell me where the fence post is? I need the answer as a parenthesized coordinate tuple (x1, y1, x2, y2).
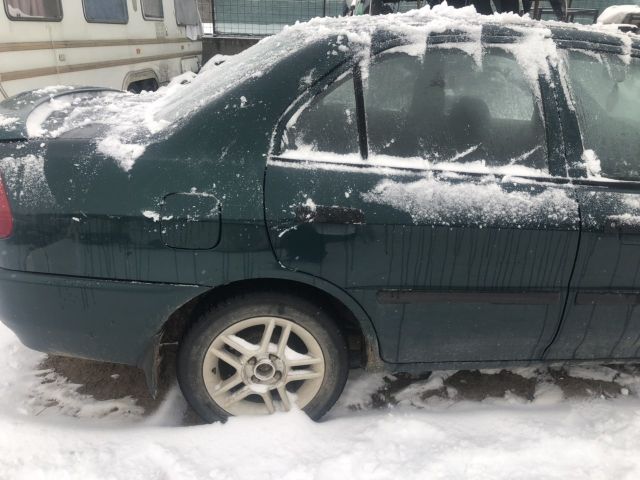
(210, 0, 216, 35)
(322, 0, 327, 17)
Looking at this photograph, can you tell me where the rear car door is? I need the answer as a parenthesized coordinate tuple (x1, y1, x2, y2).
(545, 48, 640, 360)
(265, 35, 580, 365)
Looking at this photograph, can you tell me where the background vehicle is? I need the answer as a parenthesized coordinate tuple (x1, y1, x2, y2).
(0, 0, 202, 99)
(598, 4, 640, 30)
(0, 10, 638, 421)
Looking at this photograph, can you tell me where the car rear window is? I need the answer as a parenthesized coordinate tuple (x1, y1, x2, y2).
(565, 51, 640, 181)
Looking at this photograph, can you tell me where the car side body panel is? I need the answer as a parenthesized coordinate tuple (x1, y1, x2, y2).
(0, 23, 638, 392)
(0, 40, 348, 282)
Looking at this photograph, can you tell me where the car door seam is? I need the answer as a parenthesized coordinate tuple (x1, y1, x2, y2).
(542, 204, 583, 359)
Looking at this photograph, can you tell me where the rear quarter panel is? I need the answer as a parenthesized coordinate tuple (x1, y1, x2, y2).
(0, 39, 352, 288)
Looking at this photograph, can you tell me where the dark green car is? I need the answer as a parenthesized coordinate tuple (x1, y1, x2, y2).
(0, 12, 639, 421)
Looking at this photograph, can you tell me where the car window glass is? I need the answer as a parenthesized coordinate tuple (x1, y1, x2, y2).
(5, 0, 62, 20)
(83, 0, 128, 24)
(283, 75, 359, 156)
(364, 48, 548, 172)
(141, 0, 164, 19)
(566, 51, 640, 181)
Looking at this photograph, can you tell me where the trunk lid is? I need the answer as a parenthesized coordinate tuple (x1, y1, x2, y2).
(0, 86, 118, 141)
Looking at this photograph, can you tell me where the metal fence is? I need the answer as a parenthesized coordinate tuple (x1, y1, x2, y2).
(536, 0, 637, 23)
(206, 0, 421, 36)
(198, 0, 629, 37)
(212, 0, 342, 35)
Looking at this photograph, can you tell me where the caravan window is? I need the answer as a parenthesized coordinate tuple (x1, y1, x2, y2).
(142, 0, 163, 20)
(4, 0, 62, 21)
(83, 0, 128, 24)
(174, 0, 199, 25)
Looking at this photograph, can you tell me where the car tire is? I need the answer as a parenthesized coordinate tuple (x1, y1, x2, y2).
(177, 291, 349, 422)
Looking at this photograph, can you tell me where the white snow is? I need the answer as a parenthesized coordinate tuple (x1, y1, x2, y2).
(3, 321, 640, 478)
(141, 210, 160, 222)
(97, 136, 146, 172)
(582, 149, 602, 177)
(0, 323, 142, 423)
(532, 382, 564, 404)
(362, 173, 577, 227)
(566, 365, 620, 383)
(303, 197, 317, 211)
(0, 114, 18, 129)
(277, 146, 552, 178)
(0, 155, 56, 207)
(598, 5, 640, 25)
(608, 213, 640, 226)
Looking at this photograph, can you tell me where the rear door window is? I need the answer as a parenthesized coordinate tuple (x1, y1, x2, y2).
(5, 0, 62, 21)
(565, 51, 640, 181)
(364, 48, 548, 173)
(282, 74, 360, 157)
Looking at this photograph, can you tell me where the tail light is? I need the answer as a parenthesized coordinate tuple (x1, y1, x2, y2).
(0, 175, 13, 239)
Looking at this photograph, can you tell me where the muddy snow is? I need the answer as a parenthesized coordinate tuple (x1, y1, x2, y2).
(2, 321, 640, 479)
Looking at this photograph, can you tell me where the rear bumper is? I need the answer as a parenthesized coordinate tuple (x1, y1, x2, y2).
(0, 267, 207, 368)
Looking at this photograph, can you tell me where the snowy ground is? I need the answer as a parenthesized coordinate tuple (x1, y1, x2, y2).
(2, 321, 640, 479)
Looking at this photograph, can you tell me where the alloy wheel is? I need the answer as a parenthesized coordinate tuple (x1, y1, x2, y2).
(201, 316, 326, 415)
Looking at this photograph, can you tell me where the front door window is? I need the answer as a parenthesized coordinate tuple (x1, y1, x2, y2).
(565, 52, 640, 180)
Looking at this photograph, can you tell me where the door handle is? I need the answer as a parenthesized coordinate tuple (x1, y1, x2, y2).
(295, 204, 365, 225)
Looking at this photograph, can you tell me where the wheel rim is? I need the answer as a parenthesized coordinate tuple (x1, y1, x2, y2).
(201, 316, 326, 416)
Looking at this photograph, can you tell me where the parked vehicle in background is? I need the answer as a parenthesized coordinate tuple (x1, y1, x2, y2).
(0, 0, 203, 99)
(0, 8, 638, 422)
(598, 4, 640, 30)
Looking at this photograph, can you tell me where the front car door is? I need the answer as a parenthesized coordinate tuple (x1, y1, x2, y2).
(545, 44, 640, 360)
(266, 28, 580, 366)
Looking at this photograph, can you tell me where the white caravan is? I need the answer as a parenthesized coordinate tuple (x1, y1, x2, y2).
(0, 0, 203, 99)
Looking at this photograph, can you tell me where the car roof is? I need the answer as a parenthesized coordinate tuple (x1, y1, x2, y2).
(279, 7, 639, 53)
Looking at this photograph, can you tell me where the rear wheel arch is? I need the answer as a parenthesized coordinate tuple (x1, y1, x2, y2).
(159, 278, 382, 371)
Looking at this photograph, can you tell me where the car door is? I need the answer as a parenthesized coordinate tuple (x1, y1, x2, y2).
(545, 49, 640, 360)
(265, 37, 580, 365)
